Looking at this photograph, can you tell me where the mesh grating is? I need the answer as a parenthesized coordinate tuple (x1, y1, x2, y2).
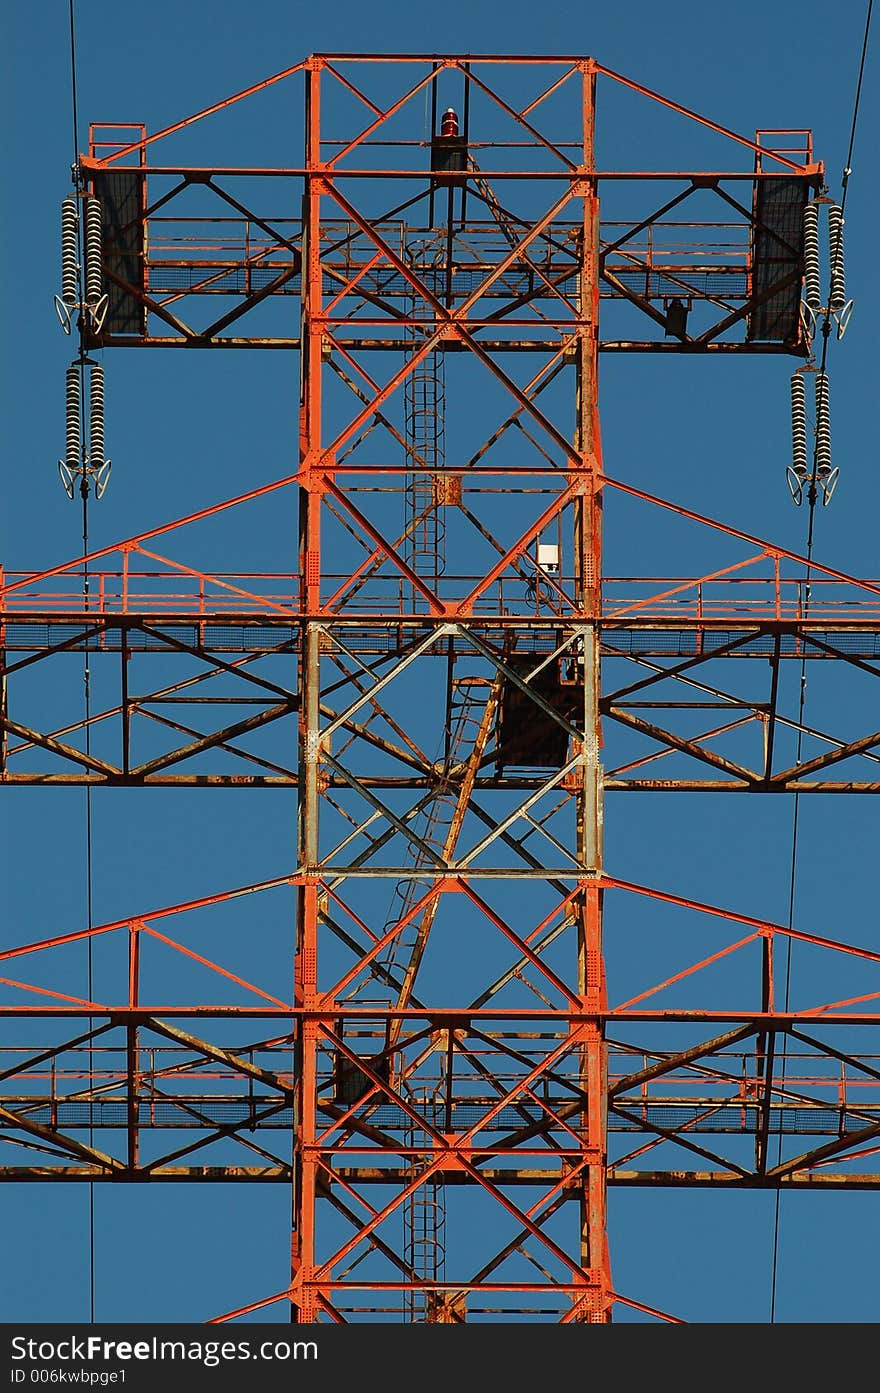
(145, 262, 750, 306)
(603, 629, 880, 659)
(748, 176, 808, 342)
(146, 263, 579, 302)
(3, 1098, 874, 1137)
(6, 623, 880, 659)
(1, 623, 299, 653)
(606, 268, 748, 299)
(93, 170, 148, 335)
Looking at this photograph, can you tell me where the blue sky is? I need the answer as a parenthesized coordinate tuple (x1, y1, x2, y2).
(1, 0, 879, 1324)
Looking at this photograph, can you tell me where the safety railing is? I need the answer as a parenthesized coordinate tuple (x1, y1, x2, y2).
(5, 566, 880, 622)
(136, 215, 755, 303)
(603, 572, 880, 622)
(3, 1046, 878, 1120)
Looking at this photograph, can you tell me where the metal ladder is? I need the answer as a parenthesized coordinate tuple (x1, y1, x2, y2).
(402, 1081, 447, 1322)
(378, 675, 501, 1322)
(404, 235, 446, 592)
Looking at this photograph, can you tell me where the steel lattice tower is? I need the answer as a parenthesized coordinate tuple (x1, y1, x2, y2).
(2, 54, 878, 1324)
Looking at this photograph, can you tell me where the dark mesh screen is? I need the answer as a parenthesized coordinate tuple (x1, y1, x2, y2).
(748, 176, 809, 342)
(93, 169, 148, 335)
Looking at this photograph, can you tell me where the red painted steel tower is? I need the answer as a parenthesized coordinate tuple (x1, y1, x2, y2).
(3, 55, 879, 1323)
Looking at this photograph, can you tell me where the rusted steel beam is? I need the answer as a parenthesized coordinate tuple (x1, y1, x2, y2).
(81, 337, 807, 353)
(2, 1165, 879, 1188)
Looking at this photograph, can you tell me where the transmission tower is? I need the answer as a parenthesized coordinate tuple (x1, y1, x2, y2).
(2, 54, 878, 1324)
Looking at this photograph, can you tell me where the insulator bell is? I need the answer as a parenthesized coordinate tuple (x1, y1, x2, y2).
(59, 364, 81, 499)
(58, 360, 111, 500)
(800, 200, 854, 341)
(89, 363, 105, 470)
(827, 202, 853, 338)
(802, 201, 821, 312)
(84, 197, 109, 332)
(60, 198, 78, 305)
(64, 366, 80, 471)
(786, 372, 808, 505)
(828, 205, 845, 309)
(88, 361, 112, 498)
(55, 197, 80, 334)
(814, 369, 838, 502)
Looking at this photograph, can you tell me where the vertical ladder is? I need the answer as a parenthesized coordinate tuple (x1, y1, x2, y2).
(403, 1082, 447, 1322)
(404, 235, 446, 590)
(379, 675, 501, 1322)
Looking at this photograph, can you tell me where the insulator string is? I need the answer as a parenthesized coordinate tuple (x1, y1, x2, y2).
(827, 204, 846, 311)
(66, 0, 96, 1327)
(65, 366, 81, 472)
(814, 370, 832, 481)
(802, 201, 821, 311)
(84, 197, 103, 315)
(60, 198, 79, 308)
(769, 0, 871, 1287)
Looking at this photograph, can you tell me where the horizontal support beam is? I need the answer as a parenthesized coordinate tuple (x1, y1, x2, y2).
(81, 163, 815, 179)
(5, 774, 880, 792)
(88, 336, 806, 355)
(608, 1170, 880, 1189)
(0, 1008, 878, 1023)
(0, 1166, 291, 1182)
(6, 616, 880, 635)
(1, 1165, 877, 1189)
(605, 781, 880, 793)
(2, 1106, 869, 1137)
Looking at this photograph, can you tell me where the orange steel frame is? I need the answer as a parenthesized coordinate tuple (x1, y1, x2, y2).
(3, 54, 880, 1325)
(285, 56, 609, 1324)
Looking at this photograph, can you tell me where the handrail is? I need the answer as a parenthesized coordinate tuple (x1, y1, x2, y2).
(4, 570, 880, 621)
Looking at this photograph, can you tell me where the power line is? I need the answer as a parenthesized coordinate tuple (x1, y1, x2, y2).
(769, 462, 816, 1324)
(67, 0, 80, 171)
(67, 0, 97, 1327)
(769, 0, 873, 1319)
(841, 0, 874, 212)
